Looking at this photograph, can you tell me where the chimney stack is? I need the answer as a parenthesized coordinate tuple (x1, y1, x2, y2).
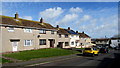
(68, 27, 70, 30)
(76, 31, 78, 33)
(56, 25, 59, 28)
(40, 17, 43, 23)
(14, 12, 19, 19)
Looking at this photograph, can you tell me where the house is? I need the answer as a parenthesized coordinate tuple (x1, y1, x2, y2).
(65, 27, 80, 48)
(0, 13, 58, 53)
(56, 25, 70, 48)
(110, 38, 120, 48)
(78, 32, 93, 48)
(92, 38, 110, 48)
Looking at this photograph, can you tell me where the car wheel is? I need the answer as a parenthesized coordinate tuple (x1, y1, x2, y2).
(92, 53, 95, 57)
(96, 54, 99, 56)
(83, 53, 85, 56)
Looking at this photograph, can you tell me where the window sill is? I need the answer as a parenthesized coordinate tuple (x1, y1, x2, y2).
(24, 45, 32, 46)
(39, 33, 46, 34)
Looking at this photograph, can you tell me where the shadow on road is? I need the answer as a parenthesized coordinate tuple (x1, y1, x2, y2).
(97, 52, 120, 68)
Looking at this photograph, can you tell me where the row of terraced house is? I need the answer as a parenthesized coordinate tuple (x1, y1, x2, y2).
(0, 13, 95, 53)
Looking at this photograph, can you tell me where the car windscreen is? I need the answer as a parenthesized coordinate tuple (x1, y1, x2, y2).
(85, 48, 91, 50)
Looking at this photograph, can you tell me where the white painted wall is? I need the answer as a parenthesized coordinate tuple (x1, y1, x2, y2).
(69, 34, 79, 47)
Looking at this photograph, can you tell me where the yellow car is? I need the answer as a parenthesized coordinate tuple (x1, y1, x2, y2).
(83, 48, 99, 56)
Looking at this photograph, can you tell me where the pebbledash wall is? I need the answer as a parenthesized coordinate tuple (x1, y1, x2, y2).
(1, 25, 58, 53)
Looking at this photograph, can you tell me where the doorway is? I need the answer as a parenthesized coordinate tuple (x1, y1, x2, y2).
(12, 42, 18, 51)
(49, 39, 55, 48)
(10, 39, 20, 51)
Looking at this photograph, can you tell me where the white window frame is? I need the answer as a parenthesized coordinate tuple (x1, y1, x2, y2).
(24, 40, 32, 46)
(8, 27, 14, 32)
(39, 39, 46, 45)
(71, 41, 74, 45)
(39, 29, 46, 34)
(24, 29, 32, 33)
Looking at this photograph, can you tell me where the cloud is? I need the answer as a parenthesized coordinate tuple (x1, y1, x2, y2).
(69, 7, 83, 13)
(82, 15, 91, 21)
(76, 15, 92, 24)
(78, 15, 118, 38)
(22, 16, 33, 20)
(61, 14, 78, 22)
(40, 7, 63, 19)
(57, 13, 78, 25)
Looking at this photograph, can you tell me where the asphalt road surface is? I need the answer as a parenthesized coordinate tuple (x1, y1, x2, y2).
(26, 49, 120, 68)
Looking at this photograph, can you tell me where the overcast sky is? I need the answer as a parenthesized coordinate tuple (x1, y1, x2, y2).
(1, 2, 118, 38)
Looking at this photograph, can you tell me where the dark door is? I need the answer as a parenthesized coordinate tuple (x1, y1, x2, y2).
(49, 39, 55, 48)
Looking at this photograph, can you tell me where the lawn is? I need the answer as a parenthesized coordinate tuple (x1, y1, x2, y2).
(0, 58, 12, 63)
(3, 48, 79, 61)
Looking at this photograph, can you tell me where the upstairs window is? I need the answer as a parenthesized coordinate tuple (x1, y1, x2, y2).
(51, 31, 54, 34)
(71, 42, 74, 45)
(65, 34, 68, 38)
(71, 35, 74, 37)
(8, 27, 14, 32)
(24, 40, 32, 46)
(24, 29, 32, 33)
(39, 29, 46, 34)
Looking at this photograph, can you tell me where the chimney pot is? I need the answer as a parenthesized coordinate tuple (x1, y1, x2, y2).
(40, 17, 43, 23)
(82, 31, 84, 34)
(76, 31, 78, 33)
(68, 27, 70, 30)
(14, 12, 19, 19)
(56, 25, 59, 28)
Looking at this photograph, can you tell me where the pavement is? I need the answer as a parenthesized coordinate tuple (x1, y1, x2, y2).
(1, 49, 120, 68)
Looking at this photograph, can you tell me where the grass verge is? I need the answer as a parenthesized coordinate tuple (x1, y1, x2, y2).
(0, 58, 13, 63)
(3, 48, 79, 61)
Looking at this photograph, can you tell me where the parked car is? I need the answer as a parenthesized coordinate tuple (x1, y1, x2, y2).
(83, 48, 99, 56)
(114, 46, 120, 50)
(99, 47, 109, 53)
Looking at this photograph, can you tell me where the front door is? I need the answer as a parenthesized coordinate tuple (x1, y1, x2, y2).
(49, 39, 55, 48)
(12, 42, 18, 51)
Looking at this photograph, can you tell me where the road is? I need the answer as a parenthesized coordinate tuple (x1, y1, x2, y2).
(26, 49, 120, 68)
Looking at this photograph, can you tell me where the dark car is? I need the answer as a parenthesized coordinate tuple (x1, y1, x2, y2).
(114, 46, 120, 50)
(99, 48, 109, 53)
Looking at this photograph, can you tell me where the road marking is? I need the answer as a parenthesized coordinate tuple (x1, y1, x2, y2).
(25, 56, 82, 67)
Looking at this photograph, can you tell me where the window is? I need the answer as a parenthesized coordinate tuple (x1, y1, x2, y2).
(24, 40, 32, 46)
(118, 40, 120, 42)
(8, 27, 14, 32)
(76, 35, 79, 37)
(51, 31, 54, 34)
(24, 29, 32, 33)
(59, 34, 61, 38)
(65, 34, 68, 38)
(39, 39, 46, 45)
(65, 42, 69, 46)
(71, 42, 74, 45)
(71, 35, 74, 37)
(39, 29, 46, 34)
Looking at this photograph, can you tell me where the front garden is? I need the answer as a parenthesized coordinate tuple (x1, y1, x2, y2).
(3, 48, 79, 61)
